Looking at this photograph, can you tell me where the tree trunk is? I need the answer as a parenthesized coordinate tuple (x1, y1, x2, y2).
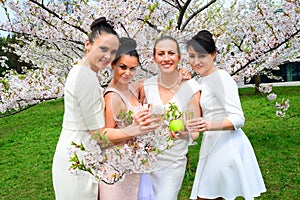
(254, 74, 261, 93)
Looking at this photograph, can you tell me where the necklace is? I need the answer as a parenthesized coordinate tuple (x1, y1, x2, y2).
(159, 75, 178, 89)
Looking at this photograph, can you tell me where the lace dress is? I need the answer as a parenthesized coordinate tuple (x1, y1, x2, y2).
(98, 86, 154, 200)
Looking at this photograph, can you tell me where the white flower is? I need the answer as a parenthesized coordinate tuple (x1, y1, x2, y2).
(276, 110, 285, 117)
(267, 93, 277, 101)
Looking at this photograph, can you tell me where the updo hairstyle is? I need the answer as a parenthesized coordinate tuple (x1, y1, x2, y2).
(89, 17, 119, 44)
(187, 30, 216, 54)
(112, 37, 140, 65)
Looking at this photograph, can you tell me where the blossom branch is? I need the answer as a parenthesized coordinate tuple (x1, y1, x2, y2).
(29, 0, 88, 35)
(231, 29, 300, 76)
(119, 22, 131, 38)
(232, 34, 246, 52)
(162, 0, 179, 9)
(176, 0, 192, 30)
(0, 97, 60, 118)
(136, 18, 160, 32)
(180, 0, 217, 31)
(175, 0, 183, 10)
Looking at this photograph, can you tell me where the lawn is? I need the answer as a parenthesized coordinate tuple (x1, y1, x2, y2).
(0, 86, 299, 200)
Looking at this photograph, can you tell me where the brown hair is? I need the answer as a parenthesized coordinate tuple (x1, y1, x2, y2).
(88, 17, 119, 44)
(187, 30, 216, 54)
(153, 36, 181, 56)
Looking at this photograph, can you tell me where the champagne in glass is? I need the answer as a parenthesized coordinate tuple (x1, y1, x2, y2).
(150, 105, 165, 124)
(183, 111, 194, 123)
(142, 97, 152, 111)
(183, 111, 196, 145)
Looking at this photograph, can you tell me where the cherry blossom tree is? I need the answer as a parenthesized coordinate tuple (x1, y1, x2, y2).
(0, 0, 299, 116)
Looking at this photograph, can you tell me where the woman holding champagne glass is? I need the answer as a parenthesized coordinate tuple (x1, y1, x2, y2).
(99, 37, 155, 200)
(140, 36, 201, 200)
(186, 30, 266, 200)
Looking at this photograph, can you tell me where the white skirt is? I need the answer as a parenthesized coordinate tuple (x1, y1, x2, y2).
(190, 129, 266, 200)
(150, 157, 187, 200)
(52, 129, 98, 200)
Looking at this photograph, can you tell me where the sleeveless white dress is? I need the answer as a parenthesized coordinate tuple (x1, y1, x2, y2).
(52, 65, 105, 200)
(144, 75, 201, 200)
(99, 86, 155, 200)
(190, 69, 266, 200)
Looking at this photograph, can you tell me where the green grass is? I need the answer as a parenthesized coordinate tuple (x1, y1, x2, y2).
(0, 86, 299, 200)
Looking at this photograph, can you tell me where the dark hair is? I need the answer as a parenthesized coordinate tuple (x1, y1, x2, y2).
(153, 36, 181, 56)
(88, 17, 119, 44)
(111, 37, 140, 65)
(187, 30, 216, 54)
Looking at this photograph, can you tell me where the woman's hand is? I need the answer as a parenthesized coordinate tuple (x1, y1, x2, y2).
(170, 130, 189, 140)
(179, 67, 191, 82)
(132, 108, 150, 126)
(132, 108, 161, 134)
(185, 117, 207, 132)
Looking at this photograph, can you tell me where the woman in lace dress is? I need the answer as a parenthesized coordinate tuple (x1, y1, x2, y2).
(186, 30, 266, 200)
(99, 37, 155, 200)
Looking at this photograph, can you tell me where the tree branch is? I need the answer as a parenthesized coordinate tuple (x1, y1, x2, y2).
(0, 97, 60, 118)
(177, 0, 192, 30)
(119, 23, 131, 38)
(231, 29, 300, 76)
(232, 34, 246, 52)
(180, 0, 217, 31)
(175, 0, 183, 10)
(29, 0, 88, 35)
(162, 0, 179, 9)
(137, 18, 160, 33)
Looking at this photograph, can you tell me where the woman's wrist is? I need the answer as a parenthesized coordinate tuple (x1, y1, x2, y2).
(205, 121, 209, 131)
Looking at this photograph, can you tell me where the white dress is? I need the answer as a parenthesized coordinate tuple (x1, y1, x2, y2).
(144, 76, 201, 200)
(52, 65, 105, 200)
(190, 69, 266, 200)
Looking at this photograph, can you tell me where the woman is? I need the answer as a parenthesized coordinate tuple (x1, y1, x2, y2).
(52, 17, 159, 200)
(186, 30, 266, 200)
(99, 37, 154, 200)
(141, 36, 201, 200)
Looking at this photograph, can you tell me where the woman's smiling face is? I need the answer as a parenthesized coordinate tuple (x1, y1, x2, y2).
(112, 55, 139, 84)
(153, 39, 181, 73)
(188, 46, 216, 77)
(85, 32, 119, 72)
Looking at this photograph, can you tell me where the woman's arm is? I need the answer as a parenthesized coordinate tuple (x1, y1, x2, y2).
(212, 70, 245, 130)
(186, 91, 201, 139)
(90, 110, 159, 145)
(104, 91, 126, 128)
(199, 71, 244, 131)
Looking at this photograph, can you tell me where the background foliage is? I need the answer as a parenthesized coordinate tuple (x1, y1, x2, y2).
(0, 0, 299, 114)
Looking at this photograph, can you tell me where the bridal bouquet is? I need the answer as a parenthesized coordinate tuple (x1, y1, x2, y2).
(69, 102, 182, 184)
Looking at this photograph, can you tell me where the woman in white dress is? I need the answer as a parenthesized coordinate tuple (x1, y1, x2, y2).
(186, 30, 267, 200)
(140, 36, 201, 200)
(52, 18, 159, 200)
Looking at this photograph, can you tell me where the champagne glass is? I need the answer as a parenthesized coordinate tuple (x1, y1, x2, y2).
(142, 97, 152, 111)
(183, 111, 194, 124)
(150, 105, 165, 124)
(183, 111, 197, 145)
